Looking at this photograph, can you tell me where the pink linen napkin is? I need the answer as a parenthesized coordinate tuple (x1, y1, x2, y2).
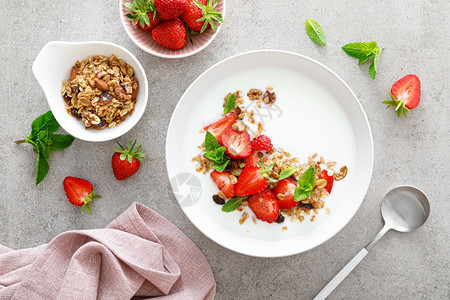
(0, 202, 216, 300)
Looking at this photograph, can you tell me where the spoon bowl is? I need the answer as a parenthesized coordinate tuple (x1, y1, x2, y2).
(382, 185, 430, 232)
(314, 185, 430, 300)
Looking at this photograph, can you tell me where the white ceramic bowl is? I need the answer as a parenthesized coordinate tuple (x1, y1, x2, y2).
(166, 50, 373, 257)
(119, 0, 226, 59)
(32, 41, 148, 142)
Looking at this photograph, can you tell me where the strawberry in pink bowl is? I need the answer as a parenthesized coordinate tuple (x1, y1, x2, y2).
(120, 0, 226, 58)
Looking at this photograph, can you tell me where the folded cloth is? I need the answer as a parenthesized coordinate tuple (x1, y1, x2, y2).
(0, 202, 216, 300)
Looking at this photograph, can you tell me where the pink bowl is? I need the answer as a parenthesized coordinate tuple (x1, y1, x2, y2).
(120, 0, 226, 58)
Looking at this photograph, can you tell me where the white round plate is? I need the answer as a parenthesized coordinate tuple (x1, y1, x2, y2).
(166, 50, 373, 257)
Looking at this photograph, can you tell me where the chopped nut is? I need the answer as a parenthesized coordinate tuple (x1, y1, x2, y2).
(247, 89, 262, 101)
(218, 191, 226, 199)
(239, 212, 249, 224)
(232, 121, 246, 132)
(334, 166, 348, 181)
(315, 179, 327, 189)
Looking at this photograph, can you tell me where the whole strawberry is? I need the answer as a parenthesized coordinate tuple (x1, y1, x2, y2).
(124, 0, 160, 32)
(152, 18, 187, 50)
(63, 176, 101, 214)
(112, 140, 146, 180)
(154, 0, 187, 20)
(181, 0, 224, 33)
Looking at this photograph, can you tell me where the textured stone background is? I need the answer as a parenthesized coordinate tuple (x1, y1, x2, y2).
(0, 0, 449, 299)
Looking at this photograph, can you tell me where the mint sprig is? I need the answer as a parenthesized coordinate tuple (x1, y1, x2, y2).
(294, 167, 316, 202)
(278, 167, 297, 180)
(223, 93, 236, 114)
(204, 131, 229, 172)
(342, 41, 383, 80)
(15, 111, 75, 185)
(222, 196, 245, 212)
(305, 19, 326, 46)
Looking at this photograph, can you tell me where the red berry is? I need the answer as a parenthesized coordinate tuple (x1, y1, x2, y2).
(111, 140, 146, 180)
(243, 151, 267, 167)
(154, 0, 187, 20)
(272, 179, 298, 209)
(221, 129, 252, 160)
(63, 177, 100, 214)
(248, 190, 280, 223)
(251, 135, 273, 151)
(203, 112, 237, 145)
(210, 170, 235, 198)
(318, 170, 334, 194)
(234, 166, 267, 196)
(152, 18, 187, 50)
(137, 13, 161, 32)
(385, 74, 421, 118)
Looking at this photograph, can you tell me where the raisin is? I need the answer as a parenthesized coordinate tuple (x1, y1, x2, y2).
(99, 92, 113, 103)
(71, 108, 82, 119)
(95, 119, 106, 129)
(212, 194, 225, 205)
(275, 213, 285, 223)
(301, 203, 313, 210)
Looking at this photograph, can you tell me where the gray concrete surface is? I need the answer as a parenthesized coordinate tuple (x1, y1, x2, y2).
(1, 0, 449, 299)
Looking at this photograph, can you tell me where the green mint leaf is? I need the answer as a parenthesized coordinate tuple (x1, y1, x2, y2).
(298, 167, 315, 187)
(222, 197, 245, 212)
(369, 48, 381, 80)
(294, 187, 309, 202)
(278, 167, 297, 180)
(341, 42, 374, 60)
(30, 111, 59, 139)
(37, 129, 51, 159)
(49, 134, 75, 151)
(204, 147, 226, 163)
(36, 149, 49, 185)
(294, 167, 316, 202)
(211, 158, 229, 172)
(305, 19, 326, 46)
(223, 93, 236, 114)
(342, 41, 382, 79)
(205, 131, 220, 152)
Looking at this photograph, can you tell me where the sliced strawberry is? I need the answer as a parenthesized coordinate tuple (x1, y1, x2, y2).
(243, 151, 267, 167)
(251, 135, 273, 151)
(248, 190, 280, 223)
(63, 177, 101, 214)
(204, 112, 237, 145)
(319, 170, 334, 194)
(210, 170, 235, 198)
(235, 166, 267, 196)
(221, 129, 252, 160)
(384, 74, 421, 118)
(272, 178, 298, 209)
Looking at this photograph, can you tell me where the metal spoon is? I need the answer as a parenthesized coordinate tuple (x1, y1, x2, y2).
(314, 185, 430, 300)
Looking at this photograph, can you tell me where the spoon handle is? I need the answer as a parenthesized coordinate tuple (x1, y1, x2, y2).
(314, 225, 390, 300)
(313, 248, 368, 300)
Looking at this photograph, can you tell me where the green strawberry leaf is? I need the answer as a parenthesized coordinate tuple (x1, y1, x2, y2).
(30, 111, 59, 139)
(223, 93, 236, 114)
(305, 19, 326, 46)
(222, 197, 245, 212)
